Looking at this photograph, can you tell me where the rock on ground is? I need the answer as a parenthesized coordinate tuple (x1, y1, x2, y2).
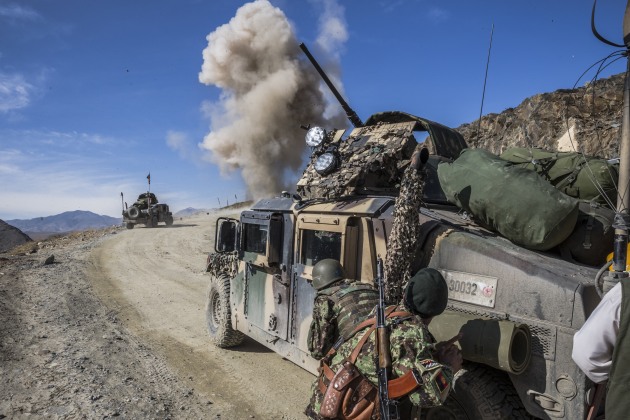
(0, 227, 213, 419)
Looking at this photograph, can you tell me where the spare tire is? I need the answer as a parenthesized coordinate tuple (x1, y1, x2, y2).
(127, 206, 140, 219)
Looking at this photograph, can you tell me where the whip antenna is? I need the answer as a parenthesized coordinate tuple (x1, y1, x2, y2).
(476, 24, 494, 142)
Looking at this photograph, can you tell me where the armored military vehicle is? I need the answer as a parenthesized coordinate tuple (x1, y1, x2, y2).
(122, 192, 174, 229)
(204, 38, 624, 419)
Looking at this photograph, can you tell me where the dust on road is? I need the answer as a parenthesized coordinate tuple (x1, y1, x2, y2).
(0, 212, 313, 419)
(90, 212, 314, 419)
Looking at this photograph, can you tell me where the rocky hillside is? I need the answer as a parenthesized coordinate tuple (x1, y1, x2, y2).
(6, 210, 121, 234)
(456, 73, 623, 158)
(0, 220, 32, 253)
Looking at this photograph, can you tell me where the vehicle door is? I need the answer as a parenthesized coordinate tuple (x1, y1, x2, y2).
(239, 211, 289, 341)
(292, 215, 354, 352)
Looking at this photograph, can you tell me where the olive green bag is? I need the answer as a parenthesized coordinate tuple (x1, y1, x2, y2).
(499, 147, 618, 205)
(437, 149, 579, 251)
(558, 201, 614, 266)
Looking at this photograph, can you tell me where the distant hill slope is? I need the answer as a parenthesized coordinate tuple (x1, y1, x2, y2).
(0, 219, 32, 253)
(174, 207, 211, 217)
(456, 73, 623, 158)
(6, 210, 121, 234)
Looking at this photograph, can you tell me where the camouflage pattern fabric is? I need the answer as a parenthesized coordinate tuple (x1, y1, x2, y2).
(305, 305, 454, 419)
(384, 165, 426, 303)
(296, 122, 417, 200)
(206, 252, 238, 278)
(307, 280, 378, 359)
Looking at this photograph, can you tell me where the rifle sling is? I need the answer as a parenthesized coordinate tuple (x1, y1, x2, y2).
(318, 307, 419, 399)
(348, 310, 413, 364)
(319, 360, 421, 399)
(349, 308, 413, 345)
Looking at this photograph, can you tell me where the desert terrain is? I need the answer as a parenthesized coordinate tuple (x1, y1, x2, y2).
(0, 211, 313, 419)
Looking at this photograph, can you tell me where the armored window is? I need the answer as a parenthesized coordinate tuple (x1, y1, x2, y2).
(301, 230, 342, 266)
(243, 223, 268, 254)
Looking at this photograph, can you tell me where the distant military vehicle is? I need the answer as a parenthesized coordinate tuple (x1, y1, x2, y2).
(204, 41, 619, 419)
(122, 192, 174, 229)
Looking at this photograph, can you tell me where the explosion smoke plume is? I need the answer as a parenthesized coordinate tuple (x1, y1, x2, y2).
(199, 0, 346, 199)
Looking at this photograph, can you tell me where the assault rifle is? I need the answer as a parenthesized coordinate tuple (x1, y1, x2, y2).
(376, 257, 398, 420)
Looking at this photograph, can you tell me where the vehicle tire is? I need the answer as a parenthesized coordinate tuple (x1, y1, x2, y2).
(422, 364, 533, 420)
(206, 274, 244, 348)
(126, 223, 134, 229)
(127, 206, 140, 219)
(151, 215, 158, 227)
(165, 216, 174, 226)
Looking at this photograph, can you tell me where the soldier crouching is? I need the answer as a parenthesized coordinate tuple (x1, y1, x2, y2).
(307, 259, 379, 360)
(305, 268, 462, 419)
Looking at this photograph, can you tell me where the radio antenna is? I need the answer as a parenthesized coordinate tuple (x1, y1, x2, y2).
(476, 24, 495, 142)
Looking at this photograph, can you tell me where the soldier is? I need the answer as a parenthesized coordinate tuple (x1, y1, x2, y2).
(307, 259, 379, 360)
(305, 268, 462, 419)
(572, 281, 629, 419)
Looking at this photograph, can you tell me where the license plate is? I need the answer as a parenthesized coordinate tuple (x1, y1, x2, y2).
(440, 270, 497, 308)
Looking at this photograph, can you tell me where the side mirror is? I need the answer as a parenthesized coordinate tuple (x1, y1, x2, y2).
(215, 218, 238, 253)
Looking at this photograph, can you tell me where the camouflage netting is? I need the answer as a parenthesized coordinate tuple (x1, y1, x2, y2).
(296, 122, 418, 200)
(206, 252, 238, 278)
(384, 165, 426, 304)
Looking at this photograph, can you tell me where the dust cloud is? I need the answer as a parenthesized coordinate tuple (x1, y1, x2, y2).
(198, 0, 347, 199)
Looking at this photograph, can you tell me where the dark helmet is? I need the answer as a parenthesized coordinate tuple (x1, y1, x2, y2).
(403, 268, 448, 318)
(312, 259, 346, 290)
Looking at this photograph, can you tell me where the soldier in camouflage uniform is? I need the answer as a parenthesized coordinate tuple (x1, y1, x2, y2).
(308, 259, 379, 360)
(305, 268, 462, 419)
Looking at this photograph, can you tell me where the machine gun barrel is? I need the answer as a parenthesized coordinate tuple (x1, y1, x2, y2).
(299, 42, 363, 128)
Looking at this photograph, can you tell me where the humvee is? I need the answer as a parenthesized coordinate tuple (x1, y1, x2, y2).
(122, 192, 174, 229)
(204, 45, 606, 419)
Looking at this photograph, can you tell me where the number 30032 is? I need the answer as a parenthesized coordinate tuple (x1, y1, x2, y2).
(448, 279, 477, 296)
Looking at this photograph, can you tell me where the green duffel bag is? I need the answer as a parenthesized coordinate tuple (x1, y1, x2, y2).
(437, 148, 579, 251)
(499, 147, 618, 205)
(558, 201, 614, 266)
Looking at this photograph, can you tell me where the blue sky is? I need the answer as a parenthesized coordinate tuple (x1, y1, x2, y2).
(0, 0, 625, 220)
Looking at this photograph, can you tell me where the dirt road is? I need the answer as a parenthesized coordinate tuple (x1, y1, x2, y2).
(90, 212, 314, 419)
(0, 212, 312, 419)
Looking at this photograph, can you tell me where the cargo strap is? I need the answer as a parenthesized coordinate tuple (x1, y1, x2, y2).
(318, 307, 421, 399)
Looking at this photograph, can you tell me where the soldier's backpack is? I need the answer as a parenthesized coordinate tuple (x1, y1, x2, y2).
(437, 148, 579, 251)
(499, 147, 618, 205)
(316, 308, 430, 420)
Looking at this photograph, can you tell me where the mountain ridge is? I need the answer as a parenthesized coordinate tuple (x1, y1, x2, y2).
(6, 210, 121, 234)
(455, 73, 623, 158)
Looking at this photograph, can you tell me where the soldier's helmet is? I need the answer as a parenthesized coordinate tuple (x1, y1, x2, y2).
(312, 259, 346, 290)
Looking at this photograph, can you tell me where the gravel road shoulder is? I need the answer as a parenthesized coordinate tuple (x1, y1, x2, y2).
(0, 214, 313, 420)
